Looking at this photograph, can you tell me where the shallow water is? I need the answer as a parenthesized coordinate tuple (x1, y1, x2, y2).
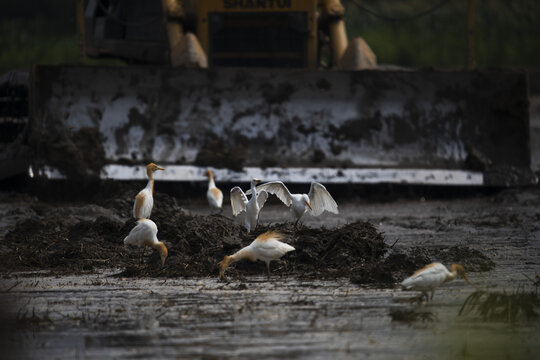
(2, 272, 538, 359)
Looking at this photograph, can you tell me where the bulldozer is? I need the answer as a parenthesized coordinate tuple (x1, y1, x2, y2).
(1, 0, 537, 186)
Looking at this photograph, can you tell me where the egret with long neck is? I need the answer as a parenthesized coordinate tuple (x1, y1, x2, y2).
(133, 163, 164, 219)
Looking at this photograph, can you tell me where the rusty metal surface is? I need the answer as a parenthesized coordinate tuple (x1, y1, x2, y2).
(30, 66, 534, 185)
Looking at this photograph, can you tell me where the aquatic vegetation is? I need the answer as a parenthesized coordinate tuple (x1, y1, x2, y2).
(458, 289, 539, 323)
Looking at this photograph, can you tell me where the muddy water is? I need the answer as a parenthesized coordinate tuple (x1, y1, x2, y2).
(2, 272, 538, 359)
(2, 189, 540, 359)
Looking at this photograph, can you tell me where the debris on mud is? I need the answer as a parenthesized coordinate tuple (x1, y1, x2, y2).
(0, 188, 497, 283)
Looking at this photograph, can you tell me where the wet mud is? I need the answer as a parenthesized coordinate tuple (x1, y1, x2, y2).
(1, 185, 495, 284)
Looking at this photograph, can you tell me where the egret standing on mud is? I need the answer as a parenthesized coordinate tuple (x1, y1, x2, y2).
(205, 169, 223, 212)
(401, 263, 471, 300)
(133, 163, 164, 219)
(247, 181, 338, 226)
(230, 178, 268, 233)
(218, 230, 295, 279)
(124, 218, 168, 266)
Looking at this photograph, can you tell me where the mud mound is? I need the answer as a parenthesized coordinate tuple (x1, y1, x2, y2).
(1, 187, 495, 282)
(114, 219, 388, 280)
(2, 215, 130, 272)
(2, 202, 395, 281)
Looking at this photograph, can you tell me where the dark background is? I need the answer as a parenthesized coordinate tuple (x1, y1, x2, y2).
(1, 0, 539, 74)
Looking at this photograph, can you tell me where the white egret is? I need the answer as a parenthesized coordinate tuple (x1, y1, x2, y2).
(133, 163, 164, 219)
(205, 169, 223, 211)
(218, 230, 295, 279)
(247, 181, 338, 225)
(124, 218, 168, 266)
(401, 262, 471, 300)
(230, 178, 268, 233)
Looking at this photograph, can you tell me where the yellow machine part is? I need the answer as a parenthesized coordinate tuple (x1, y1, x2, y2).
(197, 0, 318, 68)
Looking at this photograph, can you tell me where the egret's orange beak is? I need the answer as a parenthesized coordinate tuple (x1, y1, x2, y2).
(157, 166, 165, 171)
(306, 202, 312, 210)
(462, 273, 471, 285)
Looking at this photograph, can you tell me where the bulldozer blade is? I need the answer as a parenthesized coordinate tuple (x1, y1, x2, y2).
(29, 65, 536, 186)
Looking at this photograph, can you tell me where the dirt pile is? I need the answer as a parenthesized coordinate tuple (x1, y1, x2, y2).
(128, 219, 389, 279)
(3, 215, 131, 272)
(1, 189, 496, 283)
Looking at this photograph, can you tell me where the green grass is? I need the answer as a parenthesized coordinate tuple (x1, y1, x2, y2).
(343, 0, 540, 68)
(0, 16, 124, 74)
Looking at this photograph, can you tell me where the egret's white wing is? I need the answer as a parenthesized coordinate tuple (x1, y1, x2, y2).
(256, 190, 268, 209)
(308, 182, 339, 216)
(133, 189, 153, 219)
(401, 263, 447, 289)
(248, 181, 293, 207)
(253, 238, 295, 260)
(124, 219, 157, 247)
(230, 186, 248, 216)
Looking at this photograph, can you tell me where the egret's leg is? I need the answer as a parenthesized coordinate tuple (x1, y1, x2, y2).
(266, 262, 271, 277)
(430, 290, 435, 300)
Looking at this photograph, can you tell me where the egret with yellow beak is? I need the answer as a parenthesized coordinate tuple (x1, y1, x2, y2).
(124, 218, 168, 266)
(401, 263, 471, 300)
(133, 163, 164, 219)
(218, 230, 295, 279)
(247, 181, 338, 226)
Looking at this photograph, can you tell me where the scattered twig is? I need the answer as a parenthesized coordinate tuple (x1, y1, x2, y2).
(1, 280, 22, 293)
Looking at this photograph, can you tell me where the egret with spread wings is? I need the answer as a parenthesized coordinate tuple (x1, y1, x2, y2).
(247, 181, 338, 225)
(230, 178, 268, 233)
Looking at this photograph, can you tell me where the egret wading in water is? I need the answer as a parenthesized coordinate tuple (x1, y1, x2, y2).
(124, 219, 168, 266)
(401, 263, 471, 300)
(205, 169, 223, 212)
(230, 178, 268, 233)
(133, 163, 164, 219)
(247, 181, 338, 226)
(218, 230, 295, 279)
